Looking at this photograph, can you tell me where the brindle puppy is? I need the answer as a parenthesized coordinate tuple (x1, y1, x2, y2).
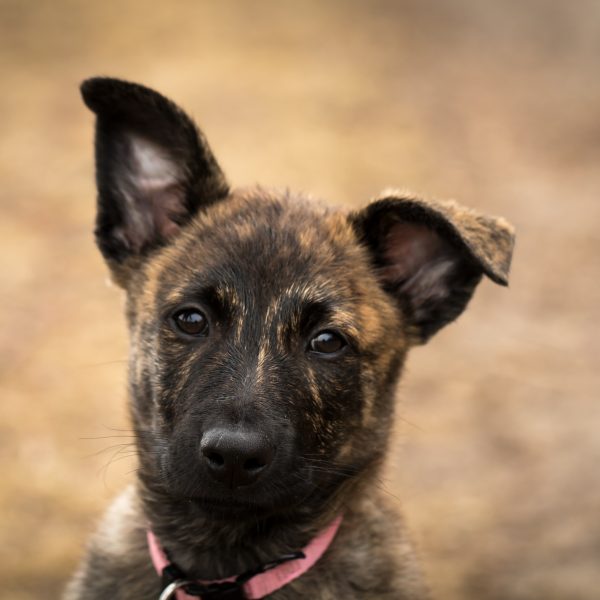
(65, 78, 515, 600)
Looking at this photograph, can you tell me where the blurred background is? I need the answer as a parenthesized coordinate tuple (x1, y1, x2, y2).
(1, 1, 599, 598)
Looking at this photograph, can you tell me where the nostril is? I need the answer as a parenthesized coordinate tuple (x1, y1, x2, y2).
(205, 451, 225, 467)
(243, 457, 265, 472)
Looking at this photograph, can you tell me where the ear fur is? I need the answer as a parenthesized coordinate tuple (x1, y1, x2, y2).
(350, 193, 515, 343)
(80, 77, 229, 278)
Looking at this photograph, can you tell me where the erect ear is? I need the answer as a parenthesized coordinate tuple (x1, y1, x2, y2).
(80, 77, 229, 279)
(350, 193, 515, 343)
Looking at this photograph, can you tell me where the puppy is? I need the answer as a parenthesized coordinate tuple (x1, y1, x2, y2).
(65, 77, 514, 599)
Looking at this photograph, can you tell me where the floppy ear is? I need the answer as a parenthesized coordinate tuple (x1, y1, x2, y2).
(80, 77, 229, 278)
(350, 193, 515, 343)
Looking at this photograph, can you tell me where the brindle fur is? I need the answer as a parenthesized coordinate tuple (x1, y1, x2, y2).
(65, 78, 515, 599)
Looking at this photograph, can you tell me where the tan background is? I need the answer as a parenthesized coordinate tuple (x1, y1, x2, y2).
(1, 1, 599, 598)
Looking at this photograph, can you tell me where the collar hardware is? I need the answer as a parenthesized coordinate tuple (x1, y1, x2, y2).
(159, 580, 196, 600)
(160, 552, 306, 599)
(179, 581, 246, 600)
(161, 561, 246, 599)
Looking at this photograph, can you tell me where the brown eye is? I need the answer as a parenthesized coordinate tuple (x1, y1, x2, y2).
(173, 308, 209, 337)
(309, 331, 346, 354)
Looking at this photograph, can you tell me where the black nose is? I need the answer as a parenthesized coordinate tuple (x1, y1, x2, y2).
(200, 428, 274, 488)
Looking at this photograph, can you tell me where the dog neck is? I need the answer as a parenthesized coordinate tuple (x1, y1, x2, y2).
(147, 515, 343, 599)
(137, 474, 361, 580)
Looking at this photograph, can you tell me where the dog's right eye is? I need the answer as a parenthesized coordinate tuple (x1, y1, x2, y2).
(172, 308, 209, 337)
(308, 330, 347, 355)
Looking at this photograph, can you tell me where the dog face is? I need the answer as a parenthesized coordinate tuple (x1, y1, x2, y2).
(125, 192, 406, 515)
(81, 78, 514, 518)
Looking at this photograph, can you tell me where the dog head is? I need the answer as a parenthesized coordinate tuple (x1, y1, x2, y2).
(81, 78, 514, 519)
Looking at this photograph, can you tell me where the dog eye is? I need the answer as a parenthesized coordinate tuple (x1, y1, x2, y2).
(309, 330, 346, 354)
(172, 308, 209, 337)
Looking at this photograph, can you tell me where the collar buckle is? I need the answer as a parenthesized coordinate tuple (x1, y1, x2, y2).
(161, 568, 246, 600)
(158, 579, 195, 600)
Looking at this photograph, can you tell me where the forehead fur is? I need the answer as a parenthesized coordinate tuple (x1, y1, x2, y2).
(135, 187, 403, 348)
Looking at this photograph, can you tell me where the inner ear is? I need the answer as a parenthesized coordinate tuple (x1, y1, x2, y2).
(378, 220, 479, 335)
(114, 134, 188, 252)
(381, 221, 458, 293)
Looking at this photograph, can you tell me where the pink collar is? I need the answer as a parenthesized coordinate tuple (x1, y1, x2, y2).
(147, 515, 343, 599)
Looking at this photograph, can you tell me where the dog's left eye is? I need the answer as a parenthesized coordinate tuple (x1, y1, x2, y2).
(309, 330, 346, 355)
(172, 308, 209, 337)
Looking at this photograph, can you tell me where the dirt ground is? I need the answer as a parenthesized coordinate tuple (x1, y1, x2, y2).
(1, 1, 599, 598)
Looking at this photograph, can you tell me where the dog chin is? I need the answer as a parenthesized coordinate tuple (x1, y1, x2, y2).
(183, 491, 300, 518)
(189, 494, 269, 513)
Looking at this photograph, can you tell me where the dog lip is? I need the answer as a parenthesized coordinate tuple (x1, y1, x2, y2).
(188, 496, 272, 515)
(188, 494, 267, 511)
(186, 483, 308, 512)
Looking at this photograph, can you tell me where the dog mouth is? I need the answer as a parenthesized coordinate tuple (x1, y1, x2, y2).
(147, 456, 363, 522)
(182, 467, 354, 516)
(187, 495, 269, 512)
(181, 489, 305, 518)
(174, 468, 319, 516)
(154, 450, 363, 517)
